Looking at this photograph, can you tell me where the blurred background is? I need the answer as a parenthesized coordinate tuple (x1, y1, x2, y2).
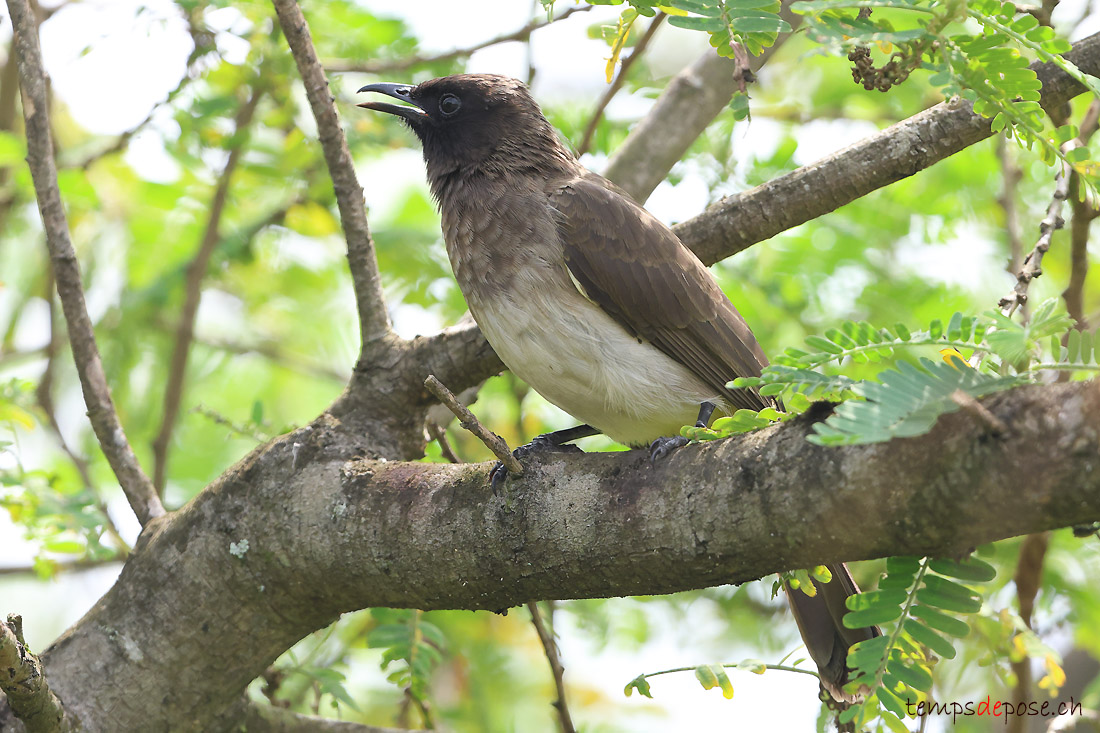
(1, 0, 1099, 730)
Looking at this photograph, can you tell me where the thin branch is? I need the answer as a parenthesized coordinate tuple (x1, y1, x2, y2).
(273, 0, 393, 350)
(424, 375, 521, 475)
(425, 419, 460, 464)
(36, 276, 130, 554)
(0, 614, 78, 733)
(1009, 531, 1051, 733)
(998, 145, 1076, 317)
(239, 697, 411, 732)
(8, 0, 165, 525)
(998, 139, 1026, 276)
(324, 6, 592, 75)
(576, 13, 665, 157)
(527, 602, 576, 733)
(151, 82, 264, 495)
(0, 555, 124, 576)
(1064, 100, 1100, 330)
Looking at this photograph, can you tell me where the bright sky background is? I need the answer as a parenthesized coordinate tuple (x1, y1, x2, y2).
(6, 0, 1072, 729)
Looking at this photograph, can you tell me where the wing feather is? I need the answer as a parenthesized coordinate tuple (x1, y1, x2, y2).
(550, 177, 771, 412)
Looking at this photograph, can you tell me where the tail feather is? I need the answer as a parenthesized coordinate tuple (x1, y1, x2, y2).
(785, 562, 881, 702)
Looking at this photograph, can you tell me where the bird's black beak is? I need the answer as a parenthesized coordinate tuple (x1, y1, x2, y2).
(357, 82, 428, 122)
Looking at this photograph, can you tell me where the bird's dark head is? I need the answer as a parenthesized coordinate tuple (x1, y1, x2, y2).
(357, 74, 574, 185)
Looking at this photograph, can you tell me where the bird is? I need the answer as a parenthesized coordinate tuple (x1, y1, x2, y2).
(358, 73, 878, 701)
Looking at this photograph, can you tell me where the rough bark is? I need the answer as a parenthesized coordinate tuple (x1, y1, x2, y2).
(2, 382, 1097, 731)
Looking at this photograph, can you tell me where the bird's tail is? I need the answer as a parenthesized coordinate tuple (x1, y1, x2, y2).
(785, 562, 881, 703)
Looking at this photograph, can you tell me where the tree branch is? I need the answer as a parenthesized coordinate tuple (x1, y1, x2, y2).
(602, 2, 800, 203)
(7, 0, 165, 526)
(234, 699, 411, 732)
(672, 30, 1100, 267)
(0, 615, 78, 733)
(272, 0, 393, 349)
(324, 6, 592, 75)
(527, 602, 575, 733)
(576, 13, 665, 157)
(24, 381, 1100, 731)
(151, 82, 264, 496)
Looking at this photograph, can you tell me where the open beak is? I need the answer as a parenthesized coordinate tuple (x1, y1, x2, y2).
(357, 82, 428, 122)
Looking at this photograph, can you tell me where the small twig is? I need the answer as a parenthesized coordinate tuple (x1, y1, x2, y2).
(36, 276, 131, 554)
(424, 375, 522, 475)
(0, 614, 79, 732)
(324, 6, 592, 74)
(997, 138, 1026, 276)
(425, 419, 460, 464)
(998, 144, 1077, 317)
(151, 82, 264, 495)
(1063, 100, 1100, 331)
(273, 0, 393, 350)
(577, 13, 665, 156)
(950, 389, 1009, 436)
(527, 602, 576, 733)
(9, 0, 165, 525)
(1009, 531, 1050, 733)
(0, 554, 124, 576)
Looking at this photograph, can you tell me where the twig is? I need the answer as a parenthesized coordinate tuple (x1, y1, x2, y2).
(1009, 531, 1051, 733)
(527, 602, 576, 733)
(577, 13, 665, 157)
(324, 6, 592, 74)
(997, 139, 1026, 276)
(423, 375, 522, 475)
(273, 0, 393, 349)
(0, 555, 124, 576)
(8, 0, 165, 526)
(0, 614, 79, 733)
(425, 419, 460, 464)
(950, 389, 1009, 436)
(151, 83, 264, 495)
(1063, 100, 1100, 330)
(998, 144, 1077, 317)
(36, 276, 131, 554)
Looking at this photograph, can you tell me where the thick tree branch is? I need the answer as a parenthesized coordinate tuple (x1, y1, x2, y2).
(0, 615, 77, 733)
(673, 30, 1100, 267)
(23, 381, 1100, 731)
(151, 83, 263, 495)
(324, 6, 591, 75)
(272, 0, 393, 349)
(7, 0, 165, 526)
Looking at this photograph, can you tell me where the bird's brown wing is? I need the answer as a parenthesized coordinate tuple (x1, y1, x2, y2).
(549, 176, 770, 411)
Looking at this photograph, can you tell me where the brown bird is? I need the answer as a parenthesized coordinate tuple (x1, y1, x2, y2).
(358, 73, 877, 700)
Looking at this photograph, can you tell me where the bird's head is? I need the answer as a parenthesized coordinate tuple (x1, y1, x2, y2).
(357, 74, 574, 183)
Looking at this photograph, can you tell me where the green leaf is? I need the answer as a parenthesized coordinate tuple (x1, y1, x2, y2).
(904, 619, 957, 659)
(667, 14, 725, 31)
(886, 657, 933, 692)
(910, 605, 971, 638)
(624, 674, 653, 698)
(928, 556, 996, 582)
(917, 576, 982, 614)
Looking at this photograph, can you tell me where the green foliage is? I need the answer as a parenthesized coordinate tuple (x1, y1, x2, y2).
(842, 555, 995, 730)
(665, 0, 791, 57)
(710, 300, 1083, 447)
(788, 0, 1100, 197)
(367, 609, 446, 703)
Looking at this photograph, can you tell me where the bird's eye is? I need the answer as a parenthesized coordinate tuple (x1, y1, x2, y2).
(438, 94, 461, 117)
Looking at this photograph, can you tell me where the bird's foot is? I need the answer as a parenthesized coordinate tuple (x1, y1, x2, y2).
(489, 433, 583, 492)
(649, 435, 689, 464)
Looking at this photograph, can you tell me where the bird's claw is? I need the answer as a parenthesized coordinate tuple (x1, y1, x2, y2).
(649, 435, 689, 464)
(489, 434, 582, 492)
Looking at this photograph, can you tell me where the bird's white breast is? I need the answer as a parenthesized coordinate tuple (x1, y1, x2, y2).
(468, 274, 722, 447)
